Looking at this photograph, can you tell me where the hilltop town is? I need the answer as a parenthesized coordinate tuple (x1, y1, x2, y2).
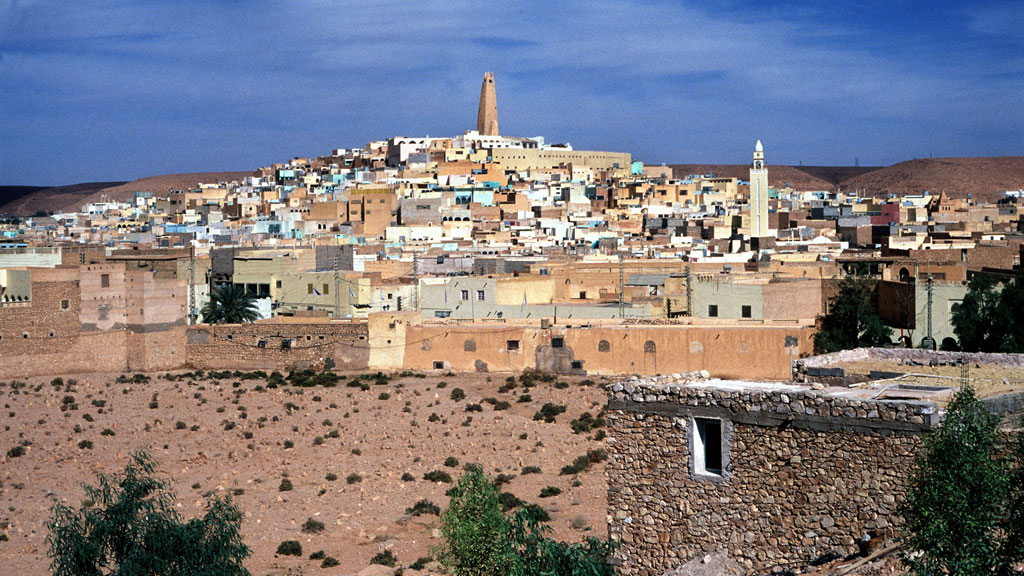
(2, 74, 1024, 576)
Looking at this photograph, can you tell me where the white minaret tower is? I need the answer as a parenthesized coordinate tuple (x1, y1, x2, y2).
(749, 139, 769, 239)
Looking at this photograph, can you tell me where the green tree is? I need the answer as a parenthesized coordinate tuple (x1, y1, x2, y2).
(438, 466, 514, 576)
(507, 506, 616, 576)
(200, 284, 260, 324)
(952, 276, 1001, 352)
(813, 277, 892, 353)
(438, 467, 616, 576)
(899, 387, 1016, 576)
(47, 452, 250, 576)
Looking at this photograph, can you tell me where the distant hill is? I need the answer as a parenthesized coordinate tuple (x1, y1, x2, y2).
(0, 182, 126, 216)
(666, 157, 1024, 202)
(0, 172, 253, 216)
(838, 157, 1024, 202)
(666, 164, 881, 191)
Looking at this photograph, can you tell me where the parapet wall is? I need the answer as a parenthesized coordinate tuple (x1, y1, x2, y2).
(606, 375, 936, 575)
(799, 347, 1024, 368)
(185, 322, 370, 371)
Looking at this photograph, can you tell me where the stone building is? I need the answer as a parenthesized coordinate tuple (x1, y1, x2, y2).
(606, 373, 942, 575)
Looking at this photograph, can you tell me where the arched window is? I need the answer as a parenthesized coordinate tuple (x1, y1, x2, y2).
(598, 340, 610, 352)
(644, 341, 656, 353)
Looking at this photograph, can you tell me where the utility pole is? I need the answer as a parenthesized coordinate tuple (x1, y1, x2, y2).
(685, 264, 692, 317)
(188, 244, 197, 325)
(412, 252, 419, 311)
(618, 255, 624, 318)
(925, 272, 933, 340)
(334, 251, 340, 319)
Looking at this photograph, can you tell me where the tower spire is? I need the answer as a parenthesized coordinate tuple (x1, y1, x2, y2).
(476, 72, 499, 136)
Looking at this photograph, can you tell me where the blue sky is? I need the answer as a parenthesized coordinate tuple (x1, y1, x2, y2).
(1, 0, 1022, 185)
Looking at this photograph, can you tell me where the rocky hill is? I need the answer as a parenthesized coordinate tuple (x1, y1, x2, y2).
(0, 171, 252, 216)
(667, 157, 1024, 202)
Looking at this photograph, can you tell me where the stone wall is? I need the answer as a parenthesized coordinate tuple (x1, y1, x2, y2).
(185, 322, 369, 371)
(606, 376, 937, 575)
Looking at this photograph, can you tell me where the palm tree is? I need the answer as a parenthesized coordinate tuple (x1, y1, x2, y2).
(201, 284, 260, 324)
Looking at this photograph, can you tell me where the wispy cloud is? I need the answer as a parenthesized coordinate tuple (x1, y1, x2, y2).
(0, 0, 1021, 184)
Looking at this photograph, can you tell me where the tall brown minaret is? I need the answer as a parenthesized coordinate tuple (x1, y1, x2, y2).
(476, 72, 499, 136)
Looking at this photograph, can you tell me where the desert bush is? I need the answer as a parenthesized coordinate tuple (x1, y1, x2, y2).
(424, 470, 453, 483)
(444, 456, 460, 468)
(321, 556, 339, 568)
(278, 478, 293, 492)
(276, 540, 302, 556)
(6, 445, 25, 458)
(570, 412, 606, 435)
(539, 486, 562, 498)
(410, 556, 431, 570)
(560, 449, 607, 475)
(326, 473, 338, 482)
(78, 440, 93, 450)
(521, 465, 541, 475)
(406, 499, 441, 516)
(401, 472, 416, 482)
(370, 550, 396, 567)
(301, 517, 325, 534)
(464, 403, 482, 413)
(309, 550, 325, 560)
(345, 473, 362, 484)
(533, 403, 566, 423)
(450, 388, 466, 402)
(101, 428, 115, 436)
(499, 491, 526, 511)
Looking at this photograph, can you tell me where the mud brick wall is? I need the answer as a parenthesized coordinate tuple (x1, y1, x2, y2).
(606, 377, 936, 575)
(186, 322, 370, 371)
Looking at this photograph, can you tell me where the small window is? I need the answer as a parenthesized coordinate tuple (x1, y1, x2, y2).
(101, 274, 110, 288)
(461, 290, 469, 301)
(433, 361, 445, 370)
(551, 337, 564, 348)
(257, 340, 267, 348)
(741, 305, 752, 318)
(60, 299, 70, 310)
(708, 304, 718, 317)
(477, 290, 485, 301)
(307, 283, 314, 295)
(571, 360, 582, 369)
(598, 340, 610, 352)
(506, 339, 520, 351)
(323, 283, 329, 295)
(694, 418, 723, 476)
(276, 280, 282, 289)
(578, 291, 587, 299)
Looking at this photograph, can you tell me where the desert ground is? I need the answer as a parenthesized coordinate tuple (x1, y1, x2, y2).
(0, 370, 612, 575)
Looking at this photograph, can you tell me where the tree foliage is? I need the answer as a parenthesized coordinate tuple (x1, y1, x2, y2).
(814, 277, 892, 353)
(438, 465, 515, 576)
(438, 466, 616, 576)
(200, 284, 260, 324)
(47, 452, 250, 576)
(953, 273, 1024, 352)
(899, 387, 1022, 576)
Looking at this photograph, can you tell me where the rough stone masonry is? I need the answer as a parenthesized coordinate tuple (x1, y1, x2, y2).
(605, 373, 940, 575)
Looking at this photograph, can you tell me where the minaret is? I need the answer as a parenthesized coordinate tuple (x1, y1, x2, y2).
(749, 139, 769, 238)
(476, 72, 499, 136)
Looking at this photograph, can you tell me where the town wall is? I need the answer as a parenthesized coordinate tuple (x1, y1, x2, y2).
(185, 321, 369, 371)
(606, 377, 935, 575)
(400, 323, 814, 379)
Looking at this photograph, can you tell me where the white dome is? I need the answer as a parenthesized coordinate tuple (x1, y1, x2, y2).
(754, 139, 763, 152)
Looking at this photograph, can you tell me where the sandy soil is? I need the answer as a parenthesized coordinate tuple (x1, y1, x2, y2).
(834, 360, 1024, 399)
(0, 370, 612, 575)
